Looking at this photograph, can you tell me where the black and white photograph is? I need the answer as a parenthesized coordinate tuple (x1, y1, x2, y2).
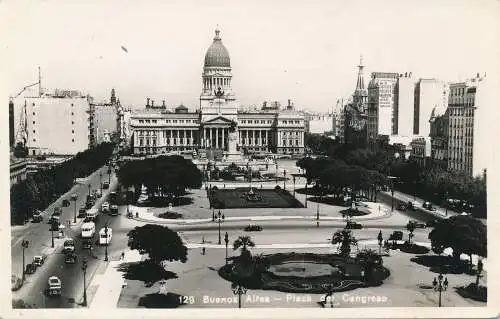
(2, 0, 499, 318)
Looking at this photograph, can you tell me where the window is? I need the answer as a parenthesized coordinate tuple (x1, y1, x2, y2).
(32, 103, 35, 106)
(33, 138, 36, 142)
(72, 130, 75, 133)
(33, 121, 35, 124)
(71, 103, 74, 107)
(72, 139, 75, 142)
(32, 112, 35, 115)
(72, 121, 75, 124)
(71, 112, 74, 116)
(139, 120, 144, 123)
(33, 130, 35, 133)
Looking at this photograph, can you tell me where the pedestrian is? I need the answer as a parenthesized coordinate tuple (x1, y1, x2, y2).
(202, 247, 206, 255)
(121, 252, 125, 260)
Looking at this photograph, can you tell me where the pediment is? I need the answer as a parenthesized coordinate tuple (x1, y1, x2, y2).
(203, 116, 233, 125)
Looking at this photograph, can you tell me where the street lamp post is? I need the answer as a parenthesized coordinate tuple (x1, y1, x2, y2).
(275, 162, 278, 185)
(82, 259, 88, 307)
(444, 191, 449, 216)
(50, 221, 56, 248)
(293, 175, 296, 197)
(216, 210, 225, 244)
(283, 169, 286, 190)
(108, 166, 111, 184)
(231, 283, 248, 308)
(99, 172, 103, 192)
(476, 257, 484, 287)
(224, 232, 229, 265)
(104, 224, 109, 261)
(73, 196, 77, 223)
(21, 240, 29, 284)
(88, 184, 91, 197)
(305, 183, 308, 208)
(377, 230, 383, 255)
(432, 272, 449, 307)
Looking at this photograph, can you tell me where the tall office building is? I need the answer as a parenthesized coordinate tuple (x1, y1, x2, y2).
(447, 73, 490, 177)
(413, 79, 448, 137)
(394, 72, 415, 136)
(366, 72, 399, 142)
(12, 90, 91, 155)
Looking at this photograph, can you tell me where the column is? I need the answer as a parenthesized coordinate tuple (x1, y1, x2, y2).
(215, 128, 219, 149)
(222, 128, 225, 151)
(210, 128, 213, 148)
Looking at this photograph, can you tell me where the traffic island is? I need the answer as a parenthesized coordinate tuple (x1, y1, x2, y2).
(410, 255, 473, 275)
(455, 284, 487, 302)
(156, 211, 183, 219)
(218, 252, 390, 294)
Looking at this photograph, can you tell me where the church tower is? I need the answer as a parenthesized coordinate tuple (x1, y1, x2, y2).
(352, 55, 368, 112)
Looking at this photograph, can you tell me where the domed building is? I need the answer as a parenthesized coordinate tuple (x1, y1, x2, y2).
(130, 28, 305, 158)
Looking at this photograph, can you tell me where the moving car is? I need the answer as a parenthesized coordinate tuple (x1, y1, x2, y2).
(413, 222, 427, 229)
(64, 252, 77, 264)
(33, 255, 45, 267)
(397, 203, 407, 211)
(101, 202, 110, 212)
(32, 210, 43, 223)
(244, 224, 262, 232)
(102, 182, 110, 190)
(110, 204, 119, 216)
(345, 221, 363, 229)
(82, 239, 92, 249)
(49, 218, 60, 231)
(11, 275, 22, 291)
(63, 239, 75, 253)
(81, 222, 96, 239)
(47, 276, 62, 296)
(62, 199, 70, 207)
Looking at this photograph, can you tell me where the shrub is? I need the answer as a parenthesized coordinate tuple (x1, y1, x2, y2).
(456, 283, 487, 302)
(399, 242, 430, 254)
(274, 185, 281, 191)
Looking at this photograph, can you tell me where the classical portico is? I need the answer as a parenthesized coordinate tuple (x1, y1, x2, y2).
(201, 117, 233, 151)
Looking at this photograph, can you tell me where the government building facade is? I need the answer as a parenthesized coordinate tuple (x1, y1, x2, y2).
(130, 28, 305, 156)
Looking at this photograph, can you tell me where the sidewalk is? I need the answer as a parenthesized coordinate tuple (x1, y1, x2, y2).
(89, 250, 142, 309)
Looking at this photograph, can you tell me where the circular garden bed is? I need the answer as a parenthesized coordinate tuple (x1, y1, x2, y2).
(219, 252, 390, 294)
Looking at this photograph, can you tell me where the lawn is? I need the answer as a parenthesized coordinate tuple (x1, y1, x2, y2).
(210, 187, 304, 209)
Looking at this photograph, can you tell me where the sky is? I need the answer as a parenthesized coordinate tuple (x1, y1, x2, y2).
(2, 0, 499, 112)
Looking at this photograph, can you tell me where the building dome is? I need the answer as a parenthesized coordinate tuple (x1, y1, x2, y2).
(175, 104, 188, 113)
(204, 28, 230, 68)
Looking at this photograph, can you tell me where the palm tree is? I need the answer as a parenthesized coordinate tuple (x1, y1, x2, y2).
(233, 236, 255, 262)
(332, 229, 358, 257)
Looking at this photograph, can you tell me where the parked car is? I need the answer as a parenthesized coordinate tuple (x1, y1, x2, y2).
(52, 207, 62, 216)
(397, 203, 407, 211)
(102, 182, 110, 190)
(78, 207, 87, 218)
(406, 201, 416, 211)
(11, 275, 22, 291)
(62, 199, 70, 207)
(413, 221, 427, 229)
(33, 255, 45, 267)
(244, 224, 262, 232)
(95, 190, 102, 198)
(425, 219, 440, 227)
(70, 194, 78, 201)
(32, 211, 43, 223)
(423, 202, 436, 211)
(345, 221, 363, 229)
(389, 231, 403, 241)
(47, 276, 62, 296)
(25, 263, 36, 275)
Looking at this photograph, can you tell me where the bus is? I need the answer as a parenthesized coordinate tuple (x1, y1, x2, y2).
(81, 222, 95, 239)
(99, 227, 112, 245)
(85, 208, 99, 221)
(109, 191, 117, 204)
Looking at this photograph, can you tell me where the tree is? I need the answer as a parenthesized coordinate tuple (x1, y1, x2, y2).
(428, 215, 487, 264)
(233, 235, 255, 263)
(127, 224, 188, 265)
(406, 221, 416, 244)
(332, 229, 358, 257)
